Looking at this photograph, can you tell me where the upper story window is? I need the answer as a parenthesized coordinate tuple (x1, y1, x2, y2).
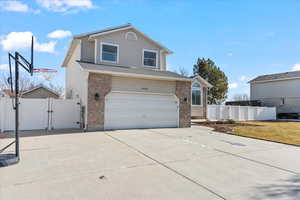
(192, 81, 202, 106)
(143, 49, 157, 68)
(101, 42, 119, 63)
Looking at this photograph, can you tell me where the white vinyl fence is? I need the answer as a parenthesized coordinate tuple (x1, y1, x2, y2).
(0, 97, 81, 132)
(207, 105, 276, 121)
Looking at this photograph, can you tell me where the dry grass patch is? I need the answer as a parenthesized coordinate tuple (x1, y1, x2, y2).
(197, 121, 300, 146)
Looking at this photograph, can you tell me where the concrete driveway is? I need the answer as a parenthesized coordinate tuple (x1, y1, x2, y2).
(1, 126, 300, 200)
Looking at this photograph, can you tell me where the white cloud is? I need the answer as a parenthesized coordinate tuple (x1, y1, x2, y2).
(291, 64, 300, 71)
(0, 0, 40, 13)
(35, 41, 57, 53)
(0, 32, 56, 53)
(0, 0, 29, 12)
(239, 75, 250, 82)
(48, 30, 72, 39)
(0, 64, 9, 71)
(227, 52, 233, 57)
(229, 82, 238, 89)
(36, 0, 94, 13)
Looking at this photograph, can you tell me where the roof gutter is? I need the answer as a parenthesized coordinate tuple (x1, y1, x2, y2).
(84, 69, 192, 82)
(249, 76, 300, 84)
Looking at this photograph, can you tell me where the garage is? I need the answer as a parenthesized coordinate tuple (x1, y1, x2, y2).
(104, 92, 179, 130)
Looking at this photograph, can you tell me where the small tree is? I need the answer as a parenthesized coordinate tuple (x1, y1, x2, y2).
(193, 58, 228, 104)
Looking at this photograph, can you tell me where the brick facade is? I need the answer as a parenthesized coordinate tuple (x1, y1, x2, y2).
(175, 81, 191, 128)
(87, 73, 111, 131)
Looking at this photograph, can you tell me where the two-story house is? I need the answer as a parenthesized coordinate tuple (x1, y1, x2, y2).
(249, 70, 300, 118)
(62, 24, 211, 130)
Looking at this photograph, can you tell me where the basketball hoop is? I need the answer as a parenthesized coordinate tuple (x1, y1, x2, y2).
(33, 68, 57, 81)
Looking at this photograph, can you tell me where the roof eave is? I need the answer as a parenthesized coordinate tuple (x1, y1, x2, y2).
(249, 76, 300, 84)
(193, 75, 213, 88)
(83, 68, 191, 82)
(61, 39, 79, 67)
(73, 24, 132, 39)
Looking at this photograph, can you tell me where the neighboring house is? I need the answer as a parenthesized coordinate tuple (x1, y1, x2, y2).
(0, 89, 14, 98)
(249, 71, 300, 116)
(191, 76, 213, 119)
(21, 86, 60, 99)
(0, 86, 60, 99)
(62, 24, 210, 131)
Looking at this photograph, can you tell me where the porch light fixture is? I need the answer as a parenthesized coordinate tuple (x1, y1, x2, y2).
(95, 93, 100, 101)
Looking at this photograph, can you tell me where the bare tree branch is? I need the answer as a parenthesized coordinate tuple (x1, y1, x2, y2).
(48, 83, 65, 98)
(178, 67, 189, 77)
(0, 71, 41, 92)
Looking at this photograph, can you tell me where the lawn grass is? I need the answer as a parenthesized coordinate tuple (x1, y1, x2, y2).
(197, 121, 300, 146)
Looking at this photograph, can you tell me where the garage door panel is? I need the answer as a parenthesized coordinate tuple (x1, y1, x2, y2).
(106, 106, 177, 113)
(105, 92, 178, 130)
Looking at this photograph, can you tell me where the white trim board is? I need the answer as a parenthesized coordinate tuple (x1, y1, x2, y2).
(191, 80, 203, 106)
(142, 49, 158, 68)
(100, 42, 120, 64)
(85, 69, 192, 82)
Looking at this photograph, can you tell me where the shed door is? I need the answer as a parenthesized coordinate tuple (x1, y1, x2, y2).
(104, 92, 178, 130)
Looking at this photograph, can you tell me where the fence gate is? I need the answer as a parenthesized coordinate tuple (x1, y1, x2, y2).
(49, 99, 81, 129)
(0, 98, 81, 132)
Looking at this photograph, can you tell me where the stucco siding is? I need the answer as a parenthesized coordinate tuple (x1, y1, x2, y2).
(88, 29, 165, 70)
(111, 76, 175, 94)
(65, 42, 88, 108)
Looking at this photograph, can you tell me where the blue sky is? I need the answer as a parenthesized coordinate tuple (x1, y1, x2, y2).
(1, 0, 300, 99)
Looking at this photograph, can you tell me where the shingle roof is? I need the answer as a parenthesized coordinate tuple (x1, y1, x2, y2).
(77, 61, 191, 81)
(74, 24, 132, 39)
(22, 85, 59, 97)
(190, 75, 213, 88)
(1, 89, 15, 97)
(249, 71, 300, 83)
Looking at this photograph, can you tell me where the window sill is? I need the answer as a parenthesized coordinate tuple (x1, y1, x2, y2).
(192, 104, 203, 107)
(100, 60, 118, 64)
(143, 65, 159, 69)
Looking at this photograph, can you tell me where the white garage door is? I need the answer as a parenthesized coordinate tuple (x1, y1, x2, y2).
(105, 92, 179, 130)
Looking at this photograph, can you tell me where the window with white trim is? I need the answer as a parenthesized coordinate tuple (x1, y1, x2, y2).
(143, 50, 157, 67)
(101, 43, 118, 63)
(192, 81, 202, 105)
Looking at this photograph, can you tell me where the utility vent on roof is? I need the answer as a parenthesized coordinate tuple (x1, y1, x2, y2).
(125, 31, 138, 41)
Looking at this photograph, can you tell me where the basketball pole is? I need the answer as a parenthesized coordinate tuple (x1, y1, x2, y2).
(0, 36, 35, 166)
(14, 52, 20, 159)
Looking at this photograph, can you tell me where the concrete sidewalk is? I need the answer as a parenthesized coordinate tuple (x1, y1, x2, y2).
(1, 126, 300, 200)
